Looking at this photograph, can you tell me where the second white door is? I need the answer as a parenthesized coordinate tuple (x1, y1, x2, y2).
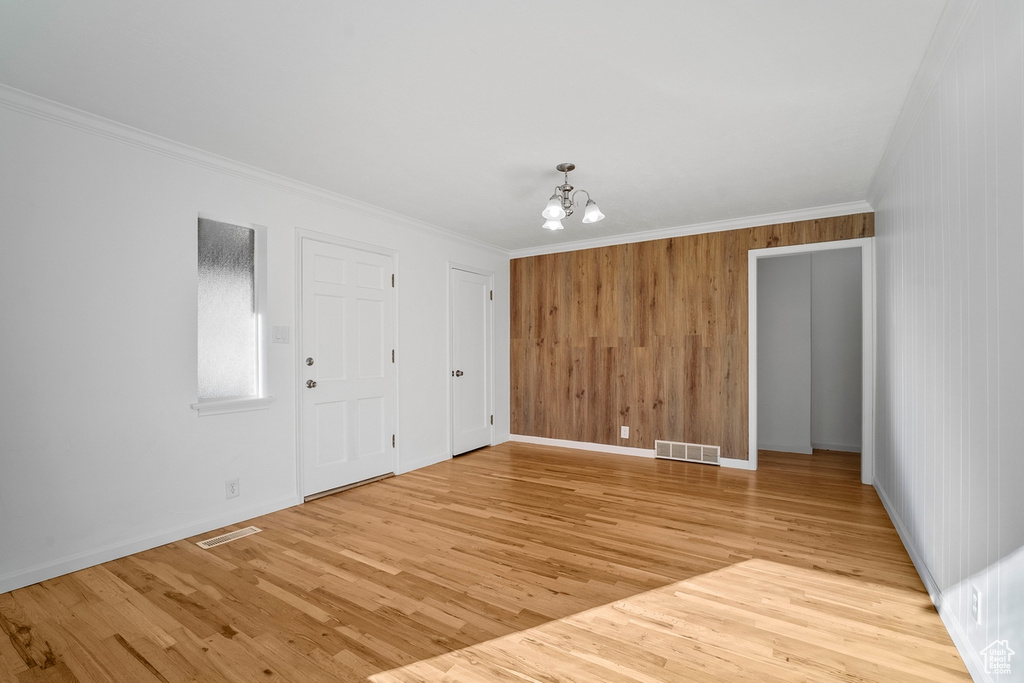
(451, 267, 492, 455)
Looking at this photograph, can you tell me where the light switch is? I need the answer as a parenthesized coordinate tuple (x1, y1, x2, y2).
(272, 326, 290, 344)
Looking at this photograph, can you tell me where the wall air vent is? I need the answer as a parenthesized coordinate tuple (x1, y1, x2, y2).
(654, 440, 721, 466)
(196, 526, 262, 549)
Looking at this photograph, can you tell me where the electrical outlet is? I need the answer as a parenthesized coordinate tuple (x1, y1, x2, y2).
(225, 478, 240, 499)
(971, 585, 981, 624)
(620, 426, 629, 439)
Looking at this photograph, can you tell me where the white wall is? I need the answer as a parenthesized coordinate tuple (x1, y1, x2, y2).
(870, 0, 1024, 678)
(0, 88, 510, 593)
(757, 253, 812, 454)
(810, 249, 862, 452)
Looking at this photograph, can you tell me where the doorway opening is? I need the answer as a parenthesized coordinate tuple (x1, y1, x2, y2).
(747, 238, 874, 484)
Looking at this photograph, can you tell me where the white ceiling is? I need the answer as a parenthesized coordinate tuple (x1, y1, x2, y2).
(0, 1, 945, 252)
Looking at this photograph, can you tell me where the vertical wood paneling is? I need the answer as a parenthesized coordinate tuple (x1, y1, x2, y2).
(871, 0, 1024, 669)
(510, 213, 873, 459)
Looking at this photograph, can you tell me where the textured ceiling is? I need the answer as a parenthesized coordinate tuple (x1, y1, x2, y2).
(0, 1, 946, 252)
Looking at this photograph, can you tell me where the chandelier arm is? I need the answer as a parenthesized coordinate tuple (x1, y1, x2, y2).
(571, 189, 592, 208)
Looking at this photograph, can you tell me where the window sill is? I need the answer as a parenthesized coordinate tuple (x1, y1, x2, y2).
(191, 396, 273, 416)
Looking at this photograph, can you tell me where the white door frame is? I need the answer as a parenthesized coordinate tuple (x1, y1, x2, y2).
(748, 237, 875, 484)
(448, 262, 494, 456)
(294, 228, 400, 498)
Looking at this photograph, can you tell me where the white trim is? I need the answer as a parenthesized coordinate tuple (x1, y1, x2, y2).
(509, 201, 874, 259)
(747, 237, 875, 483)
(874, 483, 939, 600)
(510, 434, 654, 459)
(293, 233, 305, 501)
(720, 457, 757, 471)
(294, 228, 398, 258)
(747, 248, 760, 472)
(810, 442, 863, 454)
(0, 495, 299, 594)
(191, 396, 273, 416)
(256, 224, 270, 401)
(860, 240, 876, 485)
(0, 83, 506, 257)
(758, 443, 814, 455)
(874, 483, 987, 682)
(449, 263, 496, 456)
(510, 436, 762, 469)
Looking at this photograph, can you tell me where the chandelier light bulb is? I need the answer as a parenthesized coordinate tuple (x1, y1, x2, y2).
(581, 199, 605, 224)
(542, 194, 567, 220)
(542, 218, 564, 230)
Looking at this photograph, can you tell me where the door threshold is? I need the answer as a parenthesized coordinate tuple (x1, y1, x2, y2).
(304, 472, 394, 502)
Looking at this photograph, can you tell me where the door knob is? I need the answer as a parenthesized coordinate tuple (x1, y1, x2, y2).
(306, 357, 314, 366)
(455, 370, 464, 377)
(306, 380, 317, 388)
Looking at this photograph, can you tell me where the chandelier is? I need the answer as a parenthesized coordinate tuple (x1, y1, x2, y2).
(541, 163, 605, 230)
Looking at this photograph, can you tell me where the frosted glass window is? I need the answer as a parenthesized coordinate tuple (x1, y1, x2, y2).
(198, 218, 258, 400)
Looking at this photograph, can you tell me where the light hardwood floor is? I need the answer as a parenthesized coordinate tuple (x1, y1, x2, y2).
(0, 443, 969, 682)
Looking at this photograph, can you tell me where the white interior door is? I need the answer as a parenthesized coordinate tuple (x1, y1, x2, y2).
(451, 267, 492, 455)
(301, 237, 395, 497)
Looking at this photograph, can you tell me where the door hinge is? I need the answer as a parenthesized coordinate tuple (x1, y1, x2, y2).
(490, 289, 493, 301)
(391, 273, 395, 288)
(490, 415, 493, 425)
(392, 434, 396, 448)
(392, 349, 395, 363)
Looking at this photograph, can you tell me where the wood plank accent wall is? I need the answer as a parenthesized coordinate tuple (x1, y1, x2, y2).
(510, 213, 874, 459)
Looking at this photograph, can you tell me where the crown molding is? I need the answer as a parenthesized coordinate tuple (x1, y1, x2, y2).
(0, 84, 877, 262)
(507, 200, 874, 259)
(867, 0, 981, 205)
(0, 84, 507, 257)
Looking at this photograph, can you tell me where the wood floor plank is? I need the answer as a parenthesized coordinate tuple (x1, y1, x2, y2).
(0, 444, 969, 681)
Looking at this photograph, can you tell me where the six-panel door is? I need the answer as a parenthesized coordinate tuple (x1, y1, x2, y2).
(301, 238, 395, 496)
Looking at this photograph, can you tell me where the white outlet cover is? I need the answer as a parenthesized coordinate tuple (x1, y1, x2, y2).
(621, 426, 629, 438)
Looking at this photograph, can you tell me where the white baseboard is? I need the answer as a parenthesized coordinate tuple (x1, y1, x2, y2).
(758, 443, 814, 455)
(874, 482, 940, 602)
(937, 600, 989, 683)
(720, 457, 757, 470)
(873, 482, 987, 682)
(811, 441, 863, 453)
(0, 494, 300, 594)
(509, 434, 654, 458)
(509, 435, 760, 470)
